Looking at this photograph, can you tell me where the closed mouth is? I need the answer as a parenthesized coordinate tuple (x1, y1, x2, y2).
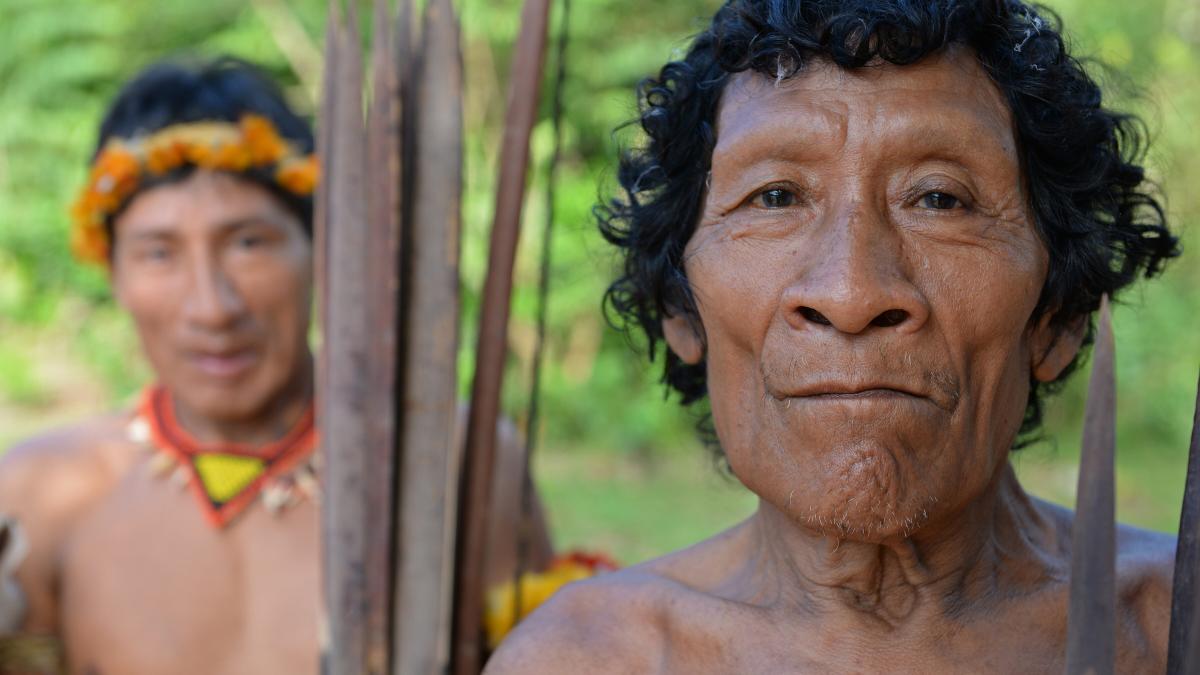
(772, 382, 955, 412)
(763, 363, 960, 414)
(804, 388, 919, 400)
(187, 349, 258, 379)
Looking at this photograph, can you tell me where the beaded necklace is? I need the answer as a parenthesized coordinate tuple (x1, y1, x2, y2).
(127, 385, 318, 528)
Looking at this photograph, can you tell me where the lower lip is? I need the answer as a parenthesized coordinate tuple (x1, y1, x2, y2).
(190, 351, 258, 379)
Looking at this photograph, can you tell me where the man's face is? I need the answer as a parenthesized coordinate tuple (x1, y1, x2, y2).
(668, 50, 1073, 542)
(112, 170, 313, 423)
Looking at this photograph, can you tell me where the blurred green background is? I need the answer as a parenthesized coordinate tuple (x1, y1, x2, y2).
(0, 0, 1196, 564)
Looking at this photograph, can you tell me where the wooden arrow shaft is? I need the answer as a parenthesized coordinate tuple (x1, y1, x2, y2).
(363, 0, 404, 670)
(1065, 296, 1117, 675)
(393, 0, 464, 672)
(1167, 370, 1200, 674)
(320, 2, 375, 670)
(451, 0, 553, 672)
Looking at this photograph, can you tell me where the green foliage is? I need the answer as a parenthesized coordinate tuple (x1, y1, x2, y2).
(0, 0, 1196, 559)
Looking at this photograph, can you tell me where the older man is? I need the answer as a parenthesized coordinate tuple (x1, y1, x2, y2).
(0, 57, 548, 675)
(488, 0, 1181, 672)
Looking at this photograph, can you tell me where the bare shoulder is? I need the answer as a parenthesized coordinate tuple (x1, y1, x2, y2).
(0, 412, 135, 632)
(1039, 497, 1175, 599)
(0, 412, 134, 510)
(1102, 519, 1174, 625)
(0, 411, 137, 556)
(485, 567, 685, 675)
(1115, 521, 1176, 655)
(1048, 493, 1177, 664)
(1115, 520, 1176, 573)
(486, 522, 753, 675)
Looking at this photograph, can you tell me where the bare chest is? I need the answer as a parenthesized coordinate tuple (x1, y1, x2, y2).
(56, 469, 320, 675)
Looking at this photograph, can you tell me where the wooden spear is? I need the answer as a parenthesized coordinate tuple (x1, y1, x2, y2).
(1065, 295, 1117, 675)
(313, 5, 336, 666)
(317, 0, 467, 671)
(319, 0, 375, 670)
(1167, 370, 1200, 674)
(393, 0, 464, 672)
(450, 0, 553, 671)
(364, 0, 404, 671)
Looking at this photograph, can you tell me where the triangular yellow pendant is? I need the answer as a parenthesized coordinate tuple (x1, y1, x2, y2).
(193, 454, 266, 504)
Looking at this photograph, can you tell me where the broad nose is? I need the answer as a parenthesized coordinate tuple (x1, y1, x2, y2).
(781, 201, 929, 335)
(182, 252, 246, 330)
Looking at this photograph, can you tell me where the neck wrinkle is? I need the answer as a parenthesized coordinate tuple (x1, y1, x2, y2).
(172, 353, 314, 447)
(742, 463, 1052, 633)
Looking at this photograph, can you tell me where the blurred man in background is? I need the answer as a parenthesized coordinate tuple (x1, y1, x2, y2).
(0, 57, 548, 675)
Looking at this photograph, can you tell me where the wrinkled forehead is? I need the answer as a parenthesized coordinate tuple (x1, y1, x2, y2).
(713, 48, 1020, 168)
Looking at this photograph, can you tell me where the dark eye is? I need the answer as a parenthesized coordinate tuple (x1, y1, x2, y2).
(236, 234, 266, 249)
(756, 187, 797, 209)
(139, 245, 172, 262)
(920, 192, 961, 210)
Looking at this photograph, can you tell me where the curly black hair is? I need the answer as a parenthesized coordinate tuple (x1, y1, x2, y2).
(95, 56, 315, 247)
(598, 0, 1180, 444)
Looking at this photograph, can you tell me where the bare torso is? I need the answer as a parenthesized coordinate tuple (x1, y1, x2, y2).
(487, 488, 1175, 675)
(2, 407, 546, 675)
(0, 412, 318, 675)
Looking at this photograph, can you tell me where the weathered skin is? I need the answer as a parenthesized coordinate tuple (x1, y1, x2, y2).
(486, 50, 1175, 674)
(0, 171, 549, 675)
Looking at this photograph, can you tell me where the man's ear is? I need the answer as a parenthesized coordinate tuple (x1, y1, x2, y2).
(662, 311, 704, 365)
(1030, 312, 1087, 383)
